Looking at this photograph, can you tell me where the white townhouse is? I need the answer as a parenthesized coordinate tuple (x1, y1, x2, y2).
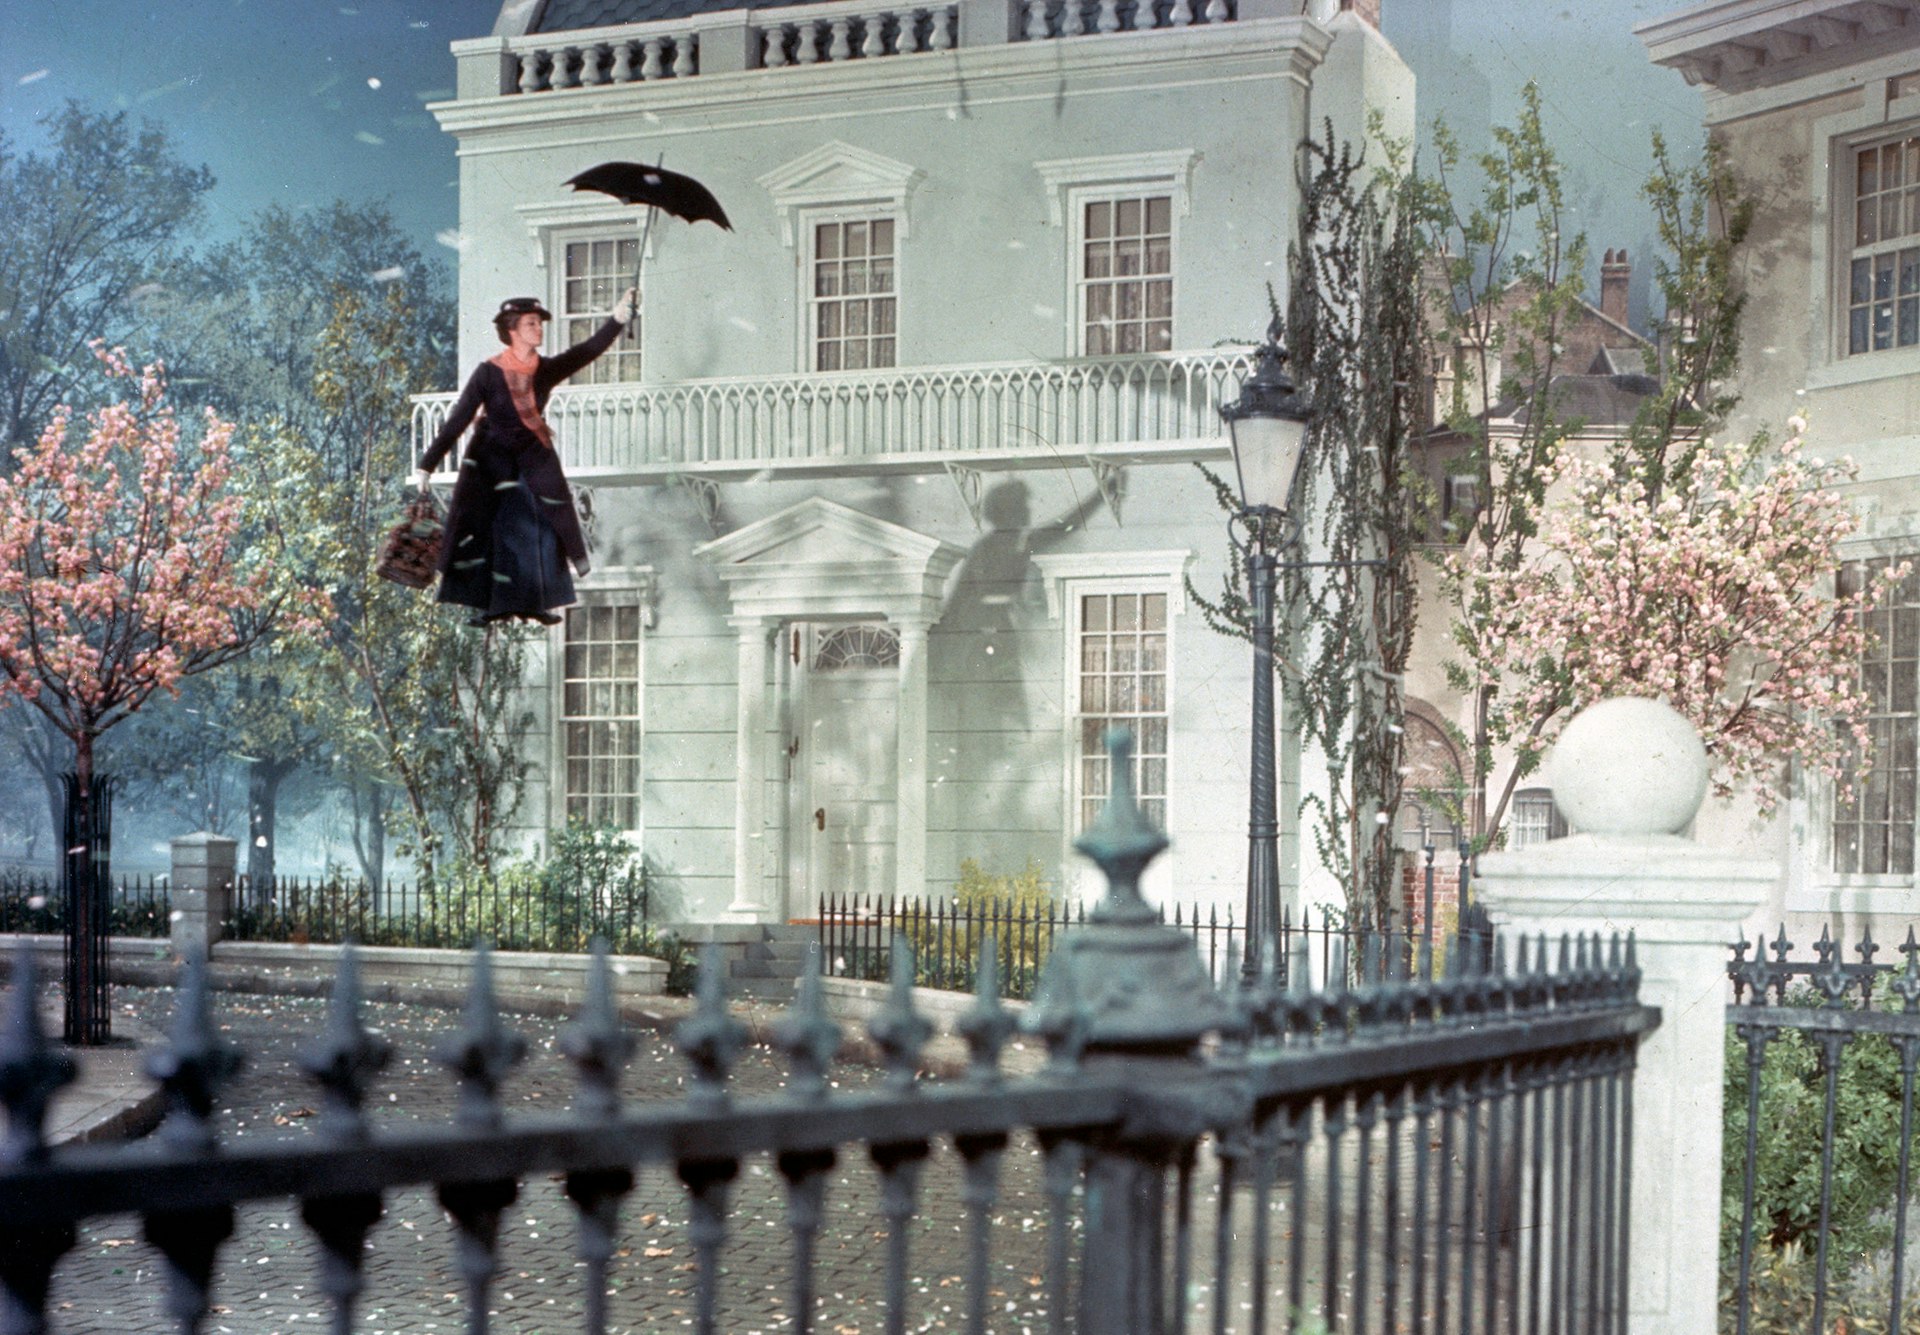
(1640, 0, 1920, 938)
(418, 0, 1413, 930)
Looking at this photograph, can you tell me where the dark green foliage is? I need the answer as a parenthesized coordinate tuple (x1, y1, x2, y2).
(1722, 987, 1920, 1329)
(0, 869, 170, 939)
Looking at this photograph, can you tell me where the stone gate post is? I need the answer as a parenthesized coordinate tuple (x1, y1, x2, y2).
(170, 833, 238, 960)
(1475, 697, 1771, 1335)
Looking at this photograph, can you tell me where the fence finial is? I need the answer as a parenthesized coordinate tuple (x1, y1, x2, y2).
(435, 940, 527, 1131)
(958, 938, 1016, 1085)
(146, 944, 242, 1152)
(869, 936, 931, 1095)
(561, 938, 636, 1119)
(299, 942, 391, 1141)
(773, 942, 842, 1103)
(676, 943, 746, 1112)
(1075, 728, 1167, 925)
(1, 943, 75, 1167)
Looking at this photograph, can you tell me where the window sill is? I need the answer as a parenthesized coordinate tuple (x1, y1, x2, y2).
(1805, 345, 1920, 391)
(1787, 875, 1918, 915)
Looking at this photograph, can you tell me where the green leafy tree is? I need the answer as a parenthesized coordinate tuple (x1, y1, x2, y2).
(0, 102, 213, 454)
(132, 203, 456, 886)
(265, 286, 533, 890)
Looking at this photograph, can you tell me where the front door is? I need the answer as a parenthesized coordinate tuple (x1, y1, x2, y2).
(800, 623, 899, 914)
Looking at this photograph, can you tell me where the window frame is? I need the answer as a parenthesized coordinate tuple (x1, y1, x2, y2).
(1840, 128, 1920, 361)
(804, 209, 900, 374)
(552, 229, 645, 385)
(1034, 150, 1196, 359)
(1069, 188, 1176, 359)
(547, 569, 655, 835)
(1059, 577, 1176, 847)
(1808, 75, 1920, 387)
(1830, 554, 1920, 878)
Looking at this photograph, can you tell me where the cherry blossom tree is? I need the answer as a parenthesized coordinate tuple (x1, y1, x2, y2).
(0, 343, 288, 801)
(1467, 418, 1891, 821)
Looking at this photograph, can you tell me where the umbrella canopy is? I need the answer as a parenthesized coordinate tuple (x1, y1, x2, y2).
(564, 161, 732, 230)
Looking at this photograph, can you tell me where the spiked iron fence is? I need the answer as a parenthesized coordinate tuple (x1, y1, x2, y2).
(819, 841, 1484, 999)
(0, 737, 1654, 1335)
(1725, 926, 1920, 1334)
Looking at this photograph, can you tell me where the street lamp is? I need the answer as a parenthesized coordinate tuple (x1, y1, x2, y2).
(1220, 315, 1312, 986)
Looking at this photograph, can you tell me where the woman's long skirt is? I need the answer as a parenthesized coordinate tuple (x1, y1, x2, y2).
(435, 479, 575, 620)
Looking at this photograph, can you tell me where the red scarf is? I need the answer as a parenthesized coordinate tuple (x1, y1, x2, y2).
(489, 348, 553, 448)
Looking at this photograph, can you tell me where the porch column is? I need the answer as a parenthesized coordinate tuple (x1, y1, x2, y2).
(727, 616, 775, 921)
(894, 617, 931, 899)
(1475, 698, 1770, 1335)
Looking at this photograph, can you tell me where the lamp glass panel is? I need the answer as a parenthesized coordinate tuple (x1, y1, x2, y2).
(1228, 414, 1307, 511)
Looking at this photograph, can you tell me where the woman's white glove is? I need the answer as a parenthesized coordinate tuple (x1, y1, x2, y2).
(612, 286, 639, 326)
(411, 468, 433, 494)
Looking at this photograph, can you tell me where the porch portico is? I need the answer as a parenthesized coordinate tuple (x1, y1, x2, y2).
(695, 498, 962, 921)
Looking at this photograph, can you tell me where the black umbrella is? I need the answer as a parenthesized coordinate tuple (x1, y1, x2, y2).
(564, 161, 732, 230)
(565, 159, 731, 310)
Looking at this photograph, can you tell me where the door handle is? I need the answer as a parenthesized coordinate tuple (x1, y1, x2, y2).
(814, 807, 826, 831)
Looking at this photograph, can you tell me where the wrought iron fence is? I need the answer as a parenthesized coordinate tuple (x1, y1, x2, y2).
(225, 869, 655, 955)
(817, 843, 1484, 999)
(0, 918, 1651, 1335)
(1725, 925, 1920, 1334)
(0, 867, 169, 939)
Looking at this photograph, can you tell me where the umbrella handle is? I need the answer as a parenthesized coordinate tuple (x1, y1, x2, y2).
(630, 152, 665, 307)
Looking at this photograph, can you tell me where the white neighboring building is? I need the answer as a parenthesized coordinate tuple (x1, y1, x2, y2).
(1639, 0, 1920, 939)
(420, 0, 1414, 926)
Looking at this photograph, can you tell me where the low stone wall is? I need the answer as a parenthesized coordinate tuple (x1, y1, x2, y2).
(0, 934, 668, 1018)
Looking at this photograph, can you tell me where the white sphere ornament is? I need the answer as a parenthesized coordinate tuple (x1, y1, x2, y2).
(1546, 697, 1709, 836)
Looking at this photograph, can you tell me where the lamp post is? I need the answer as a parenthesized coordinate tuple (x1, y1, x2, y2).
(1220, 316, 1313, 986)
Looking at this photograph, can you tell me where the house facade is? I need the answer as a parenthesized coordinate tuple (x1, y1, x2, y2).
(419, 0, 1414, 924)
(1639, 0, 1920, 935)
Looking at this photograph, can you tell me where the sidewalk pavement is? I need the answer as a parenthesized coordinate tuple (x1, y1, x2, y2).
(34, 979, 1040, 1150)
(41, 1002, 166, 1148)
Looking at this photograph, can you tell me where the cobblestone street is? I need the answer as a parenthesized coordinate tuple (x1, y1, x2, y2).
(43, 985, 1069, 1335)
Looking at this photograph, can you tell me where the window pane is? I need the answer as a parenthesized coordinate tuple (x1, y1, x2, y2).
(1146, 194, 1171, 232)
(1086, 201, 1109, 238)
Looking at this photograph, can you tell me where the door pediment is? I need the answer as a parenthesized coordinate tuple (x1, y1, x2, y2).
(694, 498, 961, 623)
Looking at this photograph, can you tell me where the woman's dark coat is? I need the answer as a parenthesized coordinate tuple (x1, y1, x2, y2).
(417, 318, 623, 614)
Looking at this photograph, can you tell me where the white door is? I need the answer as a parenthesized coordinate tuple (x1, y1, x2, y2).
(802, 623, 900, 913)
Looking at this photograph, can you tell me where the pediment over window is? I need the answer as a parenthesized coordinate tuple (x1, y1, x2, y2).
(757, 142, 925, 247)
(694, 498, 961, 622)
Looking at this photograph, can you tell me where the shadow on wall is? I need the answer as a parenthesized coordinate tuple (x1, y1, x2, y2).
(935, 476, 1105, 889)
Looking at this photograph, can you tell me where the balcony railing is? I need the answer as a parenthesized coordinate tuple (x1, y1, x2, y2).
(479, 0, 1247, 96)
(411, 349, 1252, 480)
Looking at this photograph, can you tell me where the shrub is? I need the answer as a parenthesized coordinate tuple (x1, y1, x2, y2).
(902, 857, 1059, 997)
(1721, 981, 1920, 1329)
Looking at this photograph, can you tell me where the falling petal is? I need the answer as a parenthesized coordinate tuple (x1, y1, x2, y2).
(436, 228, 467, 252)
(367, 76, 382, 89)
(18, 69, 49, 85)
(355, 131, 385, 145)
(369, 266, 405, 282)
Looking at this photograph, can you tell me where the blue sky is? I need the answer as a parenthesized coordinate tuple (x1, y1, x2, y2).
(0, 0, 1711, 320)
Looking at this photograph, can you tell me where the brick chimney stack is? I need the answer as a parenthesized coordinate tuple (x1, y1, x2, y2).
(1343, 0, 1382, 25)
(1601, 248, 1631, 329)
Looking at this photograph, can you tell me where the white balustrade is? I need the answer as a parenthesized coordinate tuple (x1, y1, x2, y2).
(489, 0, 1240, 96)
(752, 1, 957, 66)
(410, 350, 1253, 479)
(508, 28, 699, 91)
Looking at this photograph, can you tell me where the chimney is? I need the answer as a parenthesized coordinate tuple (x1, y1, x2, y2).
(1342, 0, 1382, 25)
(1601, 248, 1631, 329)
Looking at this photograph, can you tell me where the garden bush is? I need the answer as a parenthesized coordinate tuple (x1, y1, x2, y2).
(1720, 981, 1920, 1330)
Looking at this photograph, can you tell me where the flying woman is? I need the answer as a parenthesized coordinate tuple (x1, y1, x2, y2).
(412, 289, 636, 625)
